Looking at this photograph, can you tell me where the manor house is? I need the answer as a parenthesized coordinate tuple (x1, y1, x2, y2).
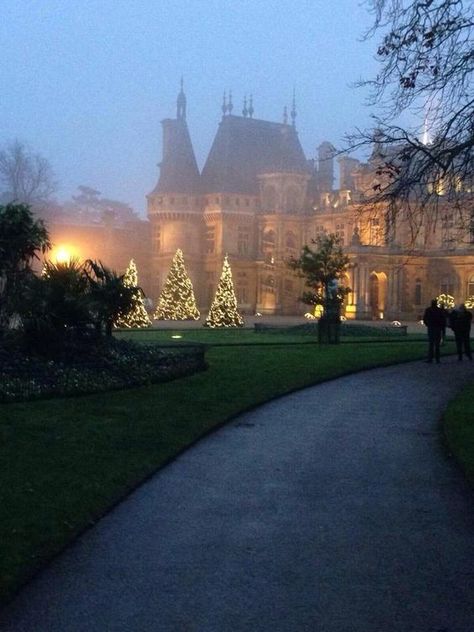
(147, 85, 474, 320)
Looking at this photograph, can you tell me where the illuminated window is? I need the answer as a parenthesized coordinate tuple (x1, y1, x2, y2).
(285, 232, 297, 257)
(237, 286, 249, 303)
(205, 226, 215, 254)
(238, 227, 250, 255)
(468, 274, 474, 297)
(369, 218, 381, 245)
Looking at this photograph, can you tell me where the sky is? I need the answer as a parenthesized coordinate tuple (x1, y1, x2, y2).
(0, 0, 380, 216)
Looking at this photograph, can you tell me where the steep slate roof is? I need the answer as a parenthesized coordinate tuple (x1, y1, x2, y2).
(201, 115, 309, 194)
(151, 119, 200, 195)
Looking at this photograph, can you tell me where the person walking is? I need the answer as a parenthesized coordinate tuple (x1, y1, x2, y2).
(449, 303, 473, 361)
(423, 299, 446, 363)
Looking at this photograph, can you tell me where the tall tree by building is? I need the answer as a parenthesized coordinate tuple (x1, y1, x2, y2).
(351, 0, 474, 242)
(205, 255, 244, 328)
(154, 249, 200, 320)
(114, 259, 151, 328)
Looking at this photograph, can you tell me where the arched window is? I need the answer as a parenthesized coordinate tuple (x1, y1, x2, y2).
(467, 274, 474, 297)
(263, 276, 275, 291)
(263, 229, 275, 245)
(440, 275, 454, 296)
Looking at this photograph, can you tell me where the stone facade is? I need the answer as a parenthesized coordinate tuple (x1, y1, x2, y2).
(147, 87, 474, 320)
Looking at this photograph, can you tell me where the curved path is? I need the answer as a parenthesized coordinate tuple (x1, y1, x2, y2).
(2, 359, 474, 631)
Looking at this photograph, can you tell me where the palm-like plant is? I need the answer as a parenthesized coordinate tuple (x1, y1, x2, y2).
(84, 260, 135, 336)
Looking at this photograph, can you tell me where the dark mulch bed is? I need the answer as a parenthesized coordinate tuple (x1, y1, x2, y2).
(0, 335, 207, 402)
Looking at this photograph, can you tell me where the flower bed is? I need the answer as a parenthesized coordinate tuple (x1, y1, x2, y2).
(0, 337, 207, 402)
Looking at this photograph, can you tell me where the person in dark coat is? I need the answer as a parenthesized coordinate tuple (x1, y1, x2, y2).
(423, 299, 446, 363)
(449, 303, 473, 361)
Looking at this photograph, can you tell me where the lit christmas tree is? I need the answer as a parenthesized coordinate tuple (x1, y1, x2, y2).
(154, 249, 200, 320)
(205, 255, 244, 328)
(115, 258, 151, 328)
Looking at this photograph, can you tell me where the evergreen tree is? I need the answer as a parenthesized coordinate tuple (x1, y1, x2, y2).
(154, 249, 200, 320)
(115, 259, 151, 328)
(205, 255, 244, 328)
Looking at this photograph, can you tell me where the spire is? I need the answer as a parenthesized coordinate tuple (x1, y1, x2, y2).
(222, 91, 228, 117)
(242, 95, 248, 117)
(248, 94, 254, 118)
(291, 89, 297, 128)
(283, 105, 288, 125)
(228, 90, 233, 114)
(177, 77, 186, 121)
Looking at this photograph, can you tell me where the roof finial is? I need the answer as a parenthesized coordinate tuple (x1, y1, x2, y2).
(228, 90, 233, 114)
(222, 91, 228, 117)
(248, 94, 254, 118)
(242, 95, 248, 117)
(177, 77, 186, 121)
(291, 88, 297, 128)
(283, 105, 288, 125)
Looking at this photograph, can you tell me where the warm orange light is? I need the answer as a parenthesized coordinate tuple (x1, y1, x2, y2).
(52, 245, 78, 264)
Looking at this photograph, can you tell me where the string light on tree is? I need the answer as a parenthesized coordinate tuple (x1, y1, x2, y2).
(154, 249, 200, 320)
(436, 294, 455, 310)
(205, 255, 244, 328)
(114, 258, 151, 328)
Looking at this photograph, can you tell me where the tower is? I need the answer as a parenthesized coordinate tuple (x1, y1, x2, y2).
(147, 81, 202, 301)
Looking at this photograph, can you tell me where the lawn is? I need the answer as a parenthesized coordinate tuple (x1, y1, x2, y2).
(443, 382, 474, 485)
(0, 337, 446, 605)
(115, 323, 425, 345)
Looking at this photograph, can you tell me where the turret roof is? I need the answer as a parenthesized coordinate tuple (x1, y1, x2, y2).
(201, 115, 309, 194)
(150, 118, 200, 195)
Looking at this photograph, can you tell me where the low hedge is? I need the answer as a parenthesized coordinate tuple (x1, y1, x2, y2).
(0, 336, 207, 402)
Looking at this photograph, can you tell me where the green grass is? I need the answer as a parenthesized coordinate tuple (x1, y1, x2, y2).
(443, 382, 474, 485)
(0, 339, 445, 605)
(115, 325, 425, 346)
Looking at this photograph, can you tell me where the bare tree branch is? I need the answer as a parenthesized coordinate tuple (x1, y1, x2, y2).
(348, 0, 474, 245)
(0, 140, 56, 210)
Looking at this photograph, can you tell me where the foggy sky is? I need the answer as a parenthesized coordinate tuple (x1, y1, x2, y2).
(0, 0, 378, 216)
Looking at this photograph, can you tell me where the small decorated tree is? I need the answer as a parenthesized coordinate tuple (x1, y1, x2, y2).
(436, 294, 455, 310)
(154, 249, 200, 320)
(115, 259, 151, 328)
(288, 234, 350, 343)
(205, 255, 244, 328)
